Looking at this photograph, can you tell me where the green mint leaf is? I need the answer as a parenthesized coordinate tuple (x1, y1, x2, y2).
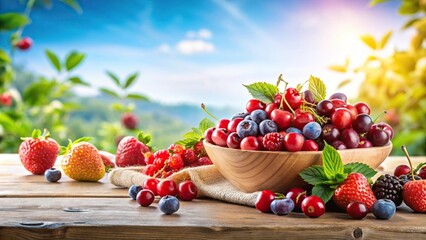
(243, 82, 279, 104)
(322, 143, 344, 180)
(198, 118, 215, 133)
(299, 165, 328, 185)
(308, 75, 326, 102)
(344, 162, 377, 179)
(311, 185, 334, 203)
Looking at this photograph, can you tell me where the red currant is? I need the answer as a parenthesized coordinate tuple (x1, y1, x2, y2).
(331, 108, 352, 130)
(178, 181, 198, 201)
(301, 196, 325, 218)
(284, 132, 304, 152)
(255, 190, 275, 213)
(346, 202, 368, 219)
(246, 99, 266, 114)
(136, 189, 155, 207)
(157, 179, 178, 197)
(143, 177, 160, 196)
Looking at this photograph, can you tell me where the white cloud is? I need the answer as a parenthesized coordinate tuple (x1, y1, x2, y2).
(186, 29, 212, 39)
(157, 44, 171, 53)
(176, 40, 214, 55)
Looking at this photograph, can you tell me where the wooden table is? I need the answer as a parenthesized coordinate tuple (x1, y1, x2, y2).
(0, 154, 425, 240)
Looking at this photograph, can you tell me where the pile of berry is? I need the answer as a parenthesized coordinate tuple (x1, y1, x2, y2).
(204, 79, 394, 152)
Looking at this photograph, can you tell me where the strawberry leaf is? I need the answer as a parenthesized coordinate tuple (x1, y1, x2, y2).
(322, 143, 344, 179)
(311, 185, 334, 203)
(343, 162, 377, 179)
(137, 131, 152, 145)
(73, 137, 92, 144)
(32, 129, 41, 139)
(299, 165, 328, 185)
(243, 82, 279, 104)
(308, 75, 326, 102)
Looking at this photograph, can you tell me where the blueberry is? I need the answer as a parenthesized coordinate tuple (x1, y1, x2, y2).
(372, 199, 396, 220)
(244, 115, 252, 120)
(232, 112, 249, 120)
(259, 120, 278, 136)
(159, 195, 180, 215)
(250, 109, 267, 124)
(285, 127, 302, 135)
(44, 168, 61, 183)
(302, 122, 322, 140)
(236, 120, 258, 138)
(128, 185, 143, 200)
(270, 198, 294, 215)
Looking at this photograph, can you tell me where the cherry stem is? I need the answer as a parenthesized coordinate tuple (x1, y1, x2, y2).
(201, 103, 219, 121)
(277, 75, 295, 114)
(295, 191, 307, 203)
(274, 192, 286, 199)
(373, 110, 387, 123)
(401, 145, 415, 181)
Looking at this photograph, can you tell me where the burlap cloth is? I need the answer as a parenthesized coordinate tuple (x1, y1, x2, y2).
(108, 165, 259, 207)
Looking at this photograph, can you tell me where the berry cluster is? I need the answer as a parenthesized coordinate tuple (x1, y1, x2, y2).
(143, 142, 212, 178)
(205, 87, 394, 152)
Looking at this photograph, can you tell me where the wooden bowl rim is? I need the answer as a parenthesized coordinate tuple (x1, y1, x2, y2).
(203, 140, 393, 156)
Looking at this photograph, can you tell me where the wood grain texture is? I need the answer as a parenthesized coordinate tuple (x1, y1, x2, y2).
(0, 198, 424, 240)
(204, 141, 393, 193)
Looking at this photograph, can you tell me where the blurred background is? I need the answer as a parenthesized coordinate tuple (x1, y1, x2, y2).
(0, 0, 425, 155)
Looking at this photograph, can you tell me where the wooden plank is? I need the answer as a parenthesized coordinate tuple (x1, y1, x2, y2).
(0, 198, 424, 239)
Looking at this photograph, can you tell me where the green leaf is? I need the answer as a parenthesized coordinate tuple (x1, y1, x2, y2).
(73, 137, 92, 144)
(0, 49, 11, 63)
(126, 93, 149, 101)
(65, 51, 85, 71)
(60, 0, 82, 13)
(32, 129, 41, 138)
(243, 82, 279, 104)
(183, 131, 201, 140)
(337, 79, 352, 89)
(380, 31, 392, 49)
(106, 71, 121, 87)
(402, 18, 420, 29)
(68, 76, 90, 86)
(176, 138, 199, 149)
(360, 35, 377, 49)
(299, 165, 328, 185)
(137, 132, 152, 145)
(308, 75, 326, 102)
(398, 1, 419, 15)
(100, 88, 120, 99)
(124, 72, 139, 89)
(322, 143, 344, 179)
(369, 0, 390, 7)
(344, 162, 377, 179)
(311, 185, 335, 203)
(199, 118, 215, 133)
(0, 13, 30, 31)
(45, 49, 61, 72)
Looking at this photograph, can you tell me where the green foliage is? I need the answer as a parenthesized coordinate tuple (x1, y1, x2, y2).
(0, 13, 30, 31)
(308, 75, 326, 102)
(243, 81, 279, 104)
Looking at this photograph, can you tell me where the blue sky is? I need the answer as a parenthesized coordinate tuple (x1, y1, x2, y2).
(1, 0, 409, 108)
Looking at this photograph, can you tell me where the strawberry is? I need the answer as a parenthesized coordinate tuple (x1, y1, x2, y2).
(18, 129, 59, 175)
(61, 138, 105, 181)
(115, 135, 150, 167)
(333, 173, 377, 211)
(98, 150, 116, 173)
(403, 180, 426, 212)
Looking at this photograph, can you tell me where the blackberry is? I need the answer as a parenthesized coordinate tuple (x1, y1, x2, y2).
(399, 174, 422, 186)
(372, 174, 403, 206)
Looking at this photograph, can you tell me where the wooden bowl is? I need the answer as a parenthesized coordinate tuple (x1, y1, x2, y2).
(204, 140, 393, 193)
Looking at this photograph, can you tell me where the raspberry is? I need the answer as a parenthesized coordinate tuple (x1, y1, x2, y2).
(143, 164, 160, 176)
(183, 149, 198, 165)
(154, 149, 170, 161)
(153, 157, 167, 168)
(144, 152, 154, 165)
(168, 144, 185, 155)
(262, 132, 284, 151)
(197, 156, 213, 166)
(167, 154, 184, 171)
(193, 141, 207, 157)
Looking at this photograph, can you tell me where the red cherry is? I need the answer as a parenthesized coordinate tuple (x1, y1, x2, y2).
(274, 93, 283, 105)
(226, 132, 242, 149)
(270, 109, 292, 131)
(15, 37, 32, 50)
(301, 140, 319, 151)
(284, 132, 304, 152)
(419, 166, 426, 179)
(204, 127, 215, 144)
(346, 202, 368, 219)
(301, 196, 325, 218)
(246, 99, 266, 114)
(240, 136, 261, 150)
(370, 122, 394, 140)
(354, 102, 371, 115)
(329, 93, 347, 103)
(136, 189, 155, 207)
(227, 118, 243, 133)
(217, 119, 230, 129)
(284, 88, 302, 110)
(255, 190, 275, 213)
(143, 177, 160, 196)
(286, 187, 306, 211)
(394, 165, 411, 177)
(293, 111, 314, 130)
(358, 138, 373, 148)
(157, 179, 178, 197)
(345, 104, 358, 120)
(265, 103, 278, 117)
(211, 128, 229, 147)
(331, 108, 352, 130)
(330, 99, 346, 108)
(178, 180, 198, 201)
